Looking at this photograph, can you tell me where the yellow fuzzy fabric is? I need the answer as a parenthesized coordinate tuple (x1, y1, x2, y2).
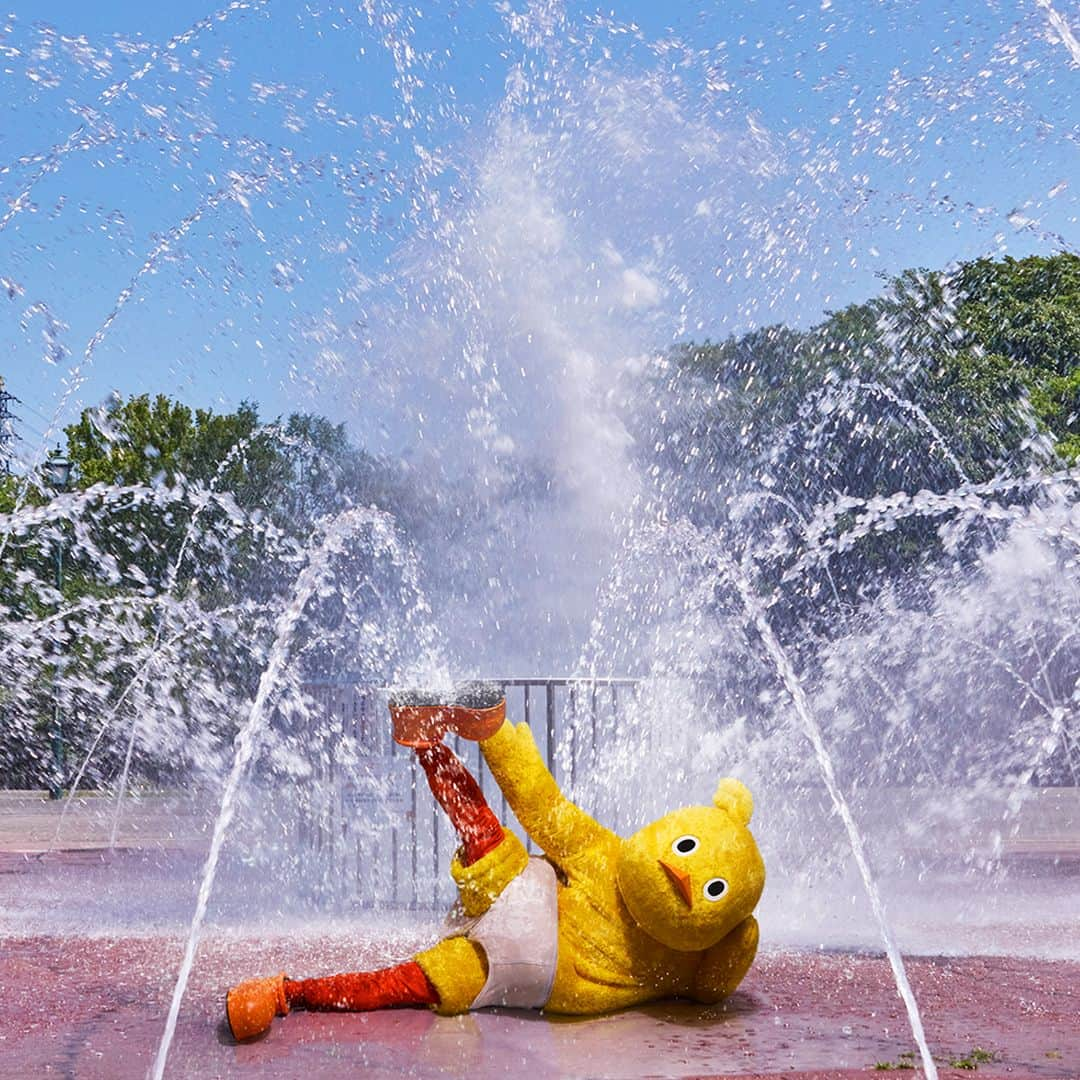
(414, 818, 527, 1014)
(449, 828, 529, 917)
(414, 935, 488, 1016)
(476, 720, 765, 1015)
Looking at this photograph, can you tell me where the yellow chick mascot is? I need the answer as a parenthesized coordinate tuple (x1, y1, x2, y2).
(226, 683, 765, 1040)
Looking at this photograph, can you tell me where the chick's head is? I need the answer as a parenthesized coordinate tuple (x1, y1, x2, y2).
(616, 777, 765, 952)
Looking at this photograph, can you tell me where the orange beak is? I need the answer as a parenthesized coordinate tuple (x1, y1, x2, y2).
(658, 858, 694, 908)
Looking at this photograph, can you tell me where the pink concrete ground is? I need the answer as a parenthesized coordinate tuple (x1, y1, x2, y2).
(1, 933, 1077, 1080)
(2, 796, 1077, 1078)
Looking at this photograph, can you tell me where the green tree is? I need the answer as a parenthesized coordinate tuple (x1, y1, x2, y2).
(952, 253, 1080, 461)
(1, 394, 425, 789)
(651, 251, 1078, 640)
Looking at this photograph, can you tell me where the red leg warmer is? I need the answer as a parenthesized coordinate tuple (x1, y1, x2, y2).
(284, 960, 438, 1011)
(416, 742, 503, 866)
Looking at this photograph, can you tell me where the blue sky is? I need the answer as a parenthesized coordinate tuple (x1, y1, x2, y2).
(2, 0, 1077, 466)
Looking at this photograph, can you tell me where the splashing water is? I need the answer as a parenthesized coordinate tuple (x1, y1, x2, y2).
(0, 1, 269, 235)
(2, 2, 1079, 1073)
(0, 172, 269, 561)
(151, 504, 411, 1080)
(104, 422, 333, 848)
(704, 534, 938, 1080)
(1035, 0, 1080, 67)
(848, 381, 970, 484)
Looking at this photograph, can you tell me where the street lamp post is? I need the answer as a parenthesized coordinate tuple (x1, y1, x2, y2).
(43, 446, 72, 800)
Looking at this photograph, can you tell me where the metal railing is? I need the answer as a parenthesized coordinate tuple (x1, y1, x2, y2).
(296, 677, 639, 909)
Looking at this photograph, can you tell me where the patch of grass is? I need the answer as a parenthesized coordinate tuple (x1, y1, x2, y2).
(948, 1047, 998, 1070)
(873, 1051, 917, 1071)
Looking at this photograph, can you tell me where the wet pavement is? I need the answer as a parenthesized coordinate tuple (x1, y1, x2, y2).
(1, 934, 1077, 1079)
(2, 793, 1077, 1078)
(0, 791, 211, 854)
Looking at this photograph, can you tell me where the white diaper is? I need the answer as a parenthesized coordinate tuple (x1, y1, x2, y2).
(447, 856, 559, 1010)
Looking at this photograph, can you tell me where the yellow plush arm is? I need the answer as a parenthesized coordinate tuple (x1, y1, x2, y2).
(692, 916, 759, 1004)
(479, 720, 613, 862)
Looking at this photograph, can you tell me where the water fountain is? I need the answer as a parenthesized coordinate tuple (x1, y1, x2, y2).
(2, 1, 1078, 1077)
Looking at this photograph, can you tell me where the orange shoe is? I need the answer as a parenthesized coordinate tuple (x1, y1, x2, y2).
(389, 681, 506, 748)
(226, 973, 289, 1041)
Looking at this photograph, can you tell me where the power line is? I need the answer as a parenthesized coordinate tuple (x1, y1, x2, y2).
(19, 419, 46, 442)
(10, 394, 52, 428)
(0, 378, 55, 421)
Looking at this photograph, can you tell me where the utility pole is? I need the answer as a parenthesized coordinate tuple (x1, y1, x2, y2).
(0, 375, 18, 475)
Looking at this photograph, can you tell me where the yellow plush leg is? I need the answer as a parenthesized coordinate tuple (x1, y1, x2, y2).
(415, 936, 489, 1016)
(449, 827, 529, 918)
(692, 915, 761, 1003)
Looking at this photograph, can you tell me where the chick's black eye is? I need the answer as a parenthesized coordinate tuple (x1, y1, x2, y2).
(672, 835, 699, 855)
(704, 878, 728, 901)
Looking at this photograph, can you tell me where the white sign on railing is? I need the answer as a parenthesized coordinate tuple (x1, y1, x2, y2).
(340, 755, 414, 818)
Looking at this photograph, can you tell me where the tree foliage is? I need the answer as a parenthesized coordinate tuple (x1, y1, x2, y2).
(0, 396, 426, 789)
(951, 254, 1080, 460)
(3, 251, 1077, 789)
(644, 251, 1078, 637)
